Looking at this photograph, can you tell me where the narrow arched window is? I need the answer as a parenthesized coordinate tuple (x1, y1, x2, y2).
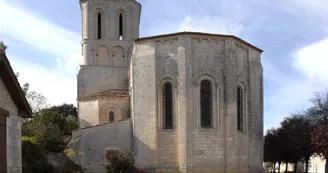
(200, 80, 212, 128)
(97, 12, 102, 39)
(119, 13, 123, 40)
(163, 82, 173, 129)
(109, 111, 114, 122)
(237, 86, 244, 131)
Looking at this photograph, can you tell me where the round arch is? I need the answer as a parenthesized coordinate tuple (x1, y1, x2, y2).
(192, 68, 219, 86)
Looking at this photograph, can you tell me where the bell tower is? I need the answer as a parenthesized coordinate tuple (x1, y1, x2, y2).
(78, 0, 141, 101)
(79, 0, 141, 66)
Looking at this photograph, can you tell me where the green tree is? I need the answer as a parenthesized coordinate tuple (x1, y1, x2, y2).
(281, 115, 313, 173)
(264, 128, 282, 172)
(47, 103, 77, 118)
(311, 126, 328, 173)
(24, 110, 67, 152)
(307, 90, 328, 173)
(65, 115, 79, 134)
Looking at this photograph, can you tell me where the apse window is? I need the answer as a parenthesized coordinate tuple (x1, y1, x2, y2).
(109, 111, 114, 122)
(200, 79, 212, 128)
(237, 86, 244, 131)
(163, 82, 173, 129)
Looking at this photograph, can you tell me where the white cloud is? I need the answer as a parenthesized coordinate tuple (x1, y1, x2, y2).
(0, 2, 80, 57)
(10, 56, 78, 106)
(0, 1, 81, 106)
(293, 37, 328, 81)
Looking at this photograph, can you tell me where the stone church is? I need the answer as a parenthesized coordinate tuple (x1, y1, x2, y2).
(72, 0, 264, 173)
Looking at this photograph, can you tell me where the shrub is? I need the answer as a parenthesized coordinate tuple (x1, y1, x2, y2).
(58, 161, 83, 173)
(22, 139, 56, 173)
(103, 150, 152, 173)
(104, 150, 134, 173)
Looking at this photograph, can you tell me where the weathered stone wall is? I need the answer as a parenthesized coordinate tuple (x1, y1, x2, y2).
(78, 66, 128, 98)
(0, 76, 21, 173)
(72, 119, 132, 173)
(78, 100, 99, 129)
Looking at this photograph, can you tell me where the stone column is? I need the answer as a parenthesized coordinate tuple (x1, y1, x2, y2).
(177, 36, 188, 173)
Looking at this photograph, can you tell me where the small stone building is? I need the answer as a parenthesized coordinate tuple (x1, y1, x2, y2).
(0, 53, 33, 173)
(73, 0, 264, 173)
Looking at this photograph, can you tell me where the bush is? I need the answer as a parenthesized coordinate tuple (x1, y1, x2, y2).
(22, 139, 56, 173)
(58, 161, 83, 173)
(104, 150, 134, 173)
(104, 150, 152, 173)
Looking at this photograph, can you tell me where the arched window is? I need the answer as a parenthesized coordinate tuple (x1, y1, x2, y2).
(97, 12, 102, 39)
(109, 111, 114, 122)
(237, 86, 244, 131)
(163, 82, 173, 129)
(200, 80, 212, 128)
(119, 13, 123, 40)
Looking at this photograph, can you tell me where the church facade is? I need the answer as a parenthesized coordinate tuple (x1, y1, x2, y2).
(73, 0, 264, 173)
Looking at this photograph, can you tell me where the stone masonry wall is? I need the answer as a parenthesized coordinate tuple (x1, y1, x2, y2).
(0, 76, 21, 173)
(72, 119, 132, 173)
(78, 66, 129, 98)
(98, 96, 130, 124)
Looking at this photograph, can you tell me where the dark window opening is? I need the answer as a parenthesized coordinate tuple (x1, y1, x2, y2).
(97, 12, 102, 39)
(237, 86, 244, 131)
(119, 13, 123, 40)
(109, 111, 114, 122)
(200, 80, 212, 128)
(163, 82, 173, 129)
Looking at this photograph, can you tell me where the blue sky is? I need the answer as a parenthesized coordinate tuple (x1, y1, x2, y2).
(1, 0, 328, 132)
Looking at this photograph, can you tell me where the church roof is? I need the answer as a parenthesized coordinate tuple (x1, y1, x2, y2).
(135, 31, 263, 53)
(78, 90, 129, 101)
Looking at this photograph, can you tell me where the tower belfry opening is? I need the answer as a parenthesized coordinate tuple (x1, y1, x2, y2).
(119, 13, 123, 40)
(97, 12, 101, 39)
